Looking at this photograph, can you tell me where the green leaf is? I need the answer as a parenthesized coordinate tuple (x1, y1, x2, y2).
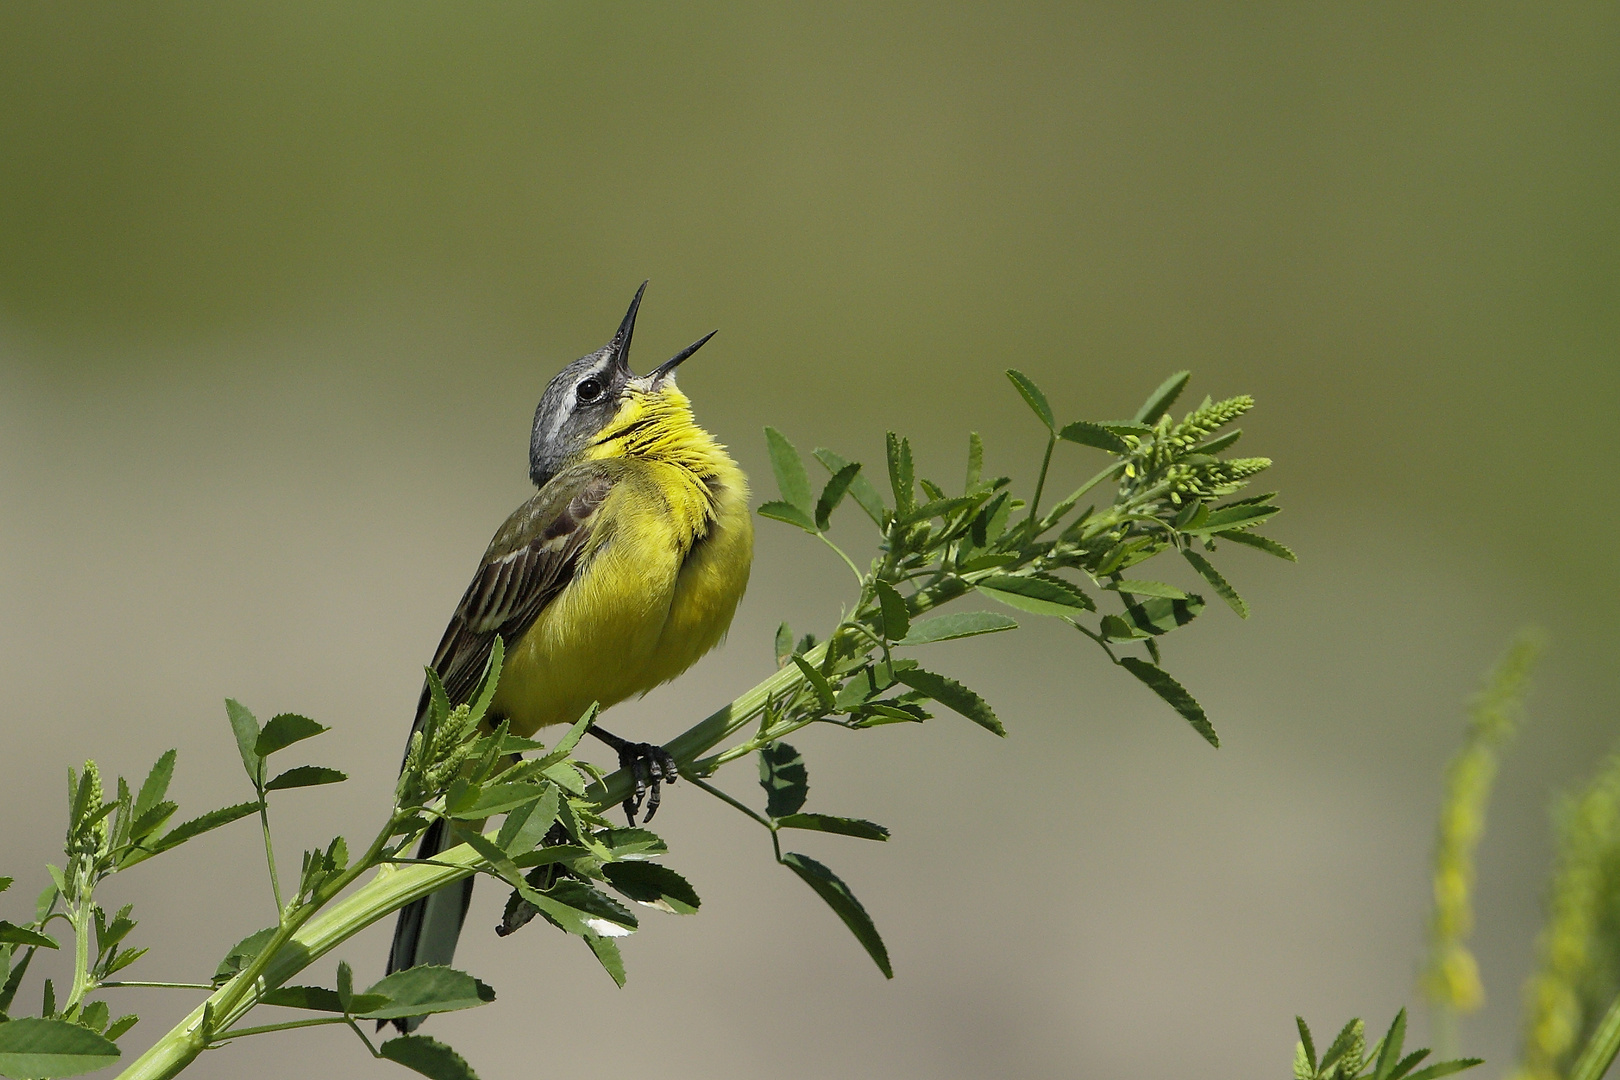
(1133, 370, 1191, 424)
(224, 699, 262, 786)
(1182, 549, 1247, 618)
(764, 426, 813, 516)
(446, 782, 551, 820)
(897, 612, 1017, 645)
(757, 500, 819, 533)
(602, 862, 701, 915)
(1057, 421, 1129, 454)
(874, 581, 910, 641)
(0, 878, 9, 894)
(1117, 658, 1218, 748)
(965, 432, 984, 491)
(0, 1017, 121, 1078)
(129, 800, 178, 841)
(1110, 579, 1188, 600)
(146, 802, 259, 858)
(1373, 1010, 1406, 1080)
(790, 655, 836, 712)
(359, 966, 496, 1020)
(466, 636, 505, 728)
(254, 714, 328, 757)
(1005, 369, 1054, 431)
(1296, 1017, 1318, 1073)
(773, 622, 794, 666)
(779, 853, 892, 978)
(335, 959, 354, 1013)
(1182, 504, 1278, 536)
(759, 742, 808, 818)
(978, 573, 1094, 617)
(78, 1001, 108, 1034)
(0, 923, 58, 950)
(1403, 1060, 1483, 1080)
(775, 814, 889, 841)
(814, 449, 887, 526)
(1213, 529, 1297, 561)
(598, 828, 669, 860)
(379, 1035, 481, 1080)
(1198, 428, 1242, 456)
(103, 1015, 138, 1042)
(496, 785, 560, 856)
(212, 926, 278, 984)
(132, 750, 176, 825)
(545, 880, 638, 934)
(584, 935, 626, 988)
(1118, 594, 1205, 637)
(895, 668, 1005, 736)
(264, 766, 348, 791)
(259, 985, 391, 1014)
(885, 433, 915, 516)
(815, 461, 862, 531)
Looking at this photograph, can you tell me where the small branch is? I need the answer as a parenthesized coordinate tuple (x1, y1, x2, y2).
(818, 533, 866, 589)
(211, 1016, 348, 1043)
(684, 774, 775, 832)
(100, 982, 216, 991)
(257, 796, 284, 917)
(1027, 434, 1056, 524)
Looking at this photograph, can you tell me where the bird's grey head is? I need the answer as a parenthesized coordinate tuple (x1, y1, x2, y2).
(528, 282, 716, 488)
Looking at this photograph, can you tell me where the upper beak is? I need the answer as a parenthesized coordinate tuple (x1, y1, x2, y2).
(608, 281, 649, 372)
(651, 330, 718, 384)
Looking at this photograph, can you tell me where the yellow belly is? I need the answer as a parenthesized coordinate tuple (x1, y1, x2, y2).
(490, 460, 752, 737)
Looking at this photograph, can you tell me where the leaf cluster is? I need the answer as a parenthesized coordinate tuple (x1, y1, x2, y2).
(1293, 1011, 1480, 1080)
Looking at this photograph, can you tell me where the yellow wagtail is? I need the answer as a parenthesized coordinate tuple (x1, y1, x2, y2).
(385, 284, 752, 1009)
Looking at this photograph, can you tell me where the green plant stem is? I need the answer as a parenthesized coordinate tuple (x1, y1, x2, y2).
(66, 897, 92, 1012)
(101, 982, 215, 991)
(817, 533, 865, 588)
(213, 1016, 346, 1042)
(258, 800, 283, 916)
(1570, 990, 1620, 1080)
(1027, 434, 1055, 524)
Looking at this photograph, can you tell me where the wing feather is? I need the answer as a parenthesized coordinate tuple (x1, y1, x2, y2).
(406, 466, 615, 751)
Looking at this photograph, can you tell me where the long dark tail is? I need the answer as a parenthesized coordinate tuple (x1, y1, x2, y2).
(383, 818, 475, 1032)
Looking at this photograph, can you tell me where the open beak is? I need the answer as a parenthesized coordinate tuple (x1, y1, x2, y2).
(651, 330, 718, 385)
(608, 281, 648, 372)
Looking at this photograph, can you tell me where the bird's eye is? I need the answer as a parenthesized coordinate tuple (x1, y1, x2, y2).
(576, 378, 603, 404)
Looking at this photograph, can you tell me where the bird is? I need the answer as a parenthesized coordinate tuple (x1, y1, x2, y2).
(384, 283, 753, 1025)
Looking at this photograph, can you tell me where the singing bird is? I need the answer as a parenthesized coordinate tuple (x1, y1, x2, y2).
(385, 284, 753, 1015)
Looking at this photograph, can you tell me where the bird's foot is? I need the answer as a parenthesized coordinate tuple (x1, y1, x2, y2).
(587, 726, 678, 825)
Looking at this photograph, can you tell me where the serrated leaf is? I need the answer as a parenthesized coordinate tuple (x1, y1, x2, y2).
(259, 985, 391, 1015)
(1119, 658, 1217, 747)
(814, 448, 887, 526)
(379, 1035, 481, 1080)
(874, 581, 910, 641)
(212, 926, 277, 984)
(446, 782, 551, 820)
(852, 703, 928, 726)
(1213, 529, 1297, 561)
(264, 766, 348, 791)
(546, 880, 639, 935)
(496, 785, 560, 856)
(759, 742, 808, 817)
(775, 814, 889, 841)
(0, 923, 58, 950)
(147, 802, 259, 857)
(104, 1015, 138, 1042)
(0, 944, 34, 1015)
(359, 966, 496, 1020)
(0, 1017, 120, 1078)
(780, 853, 892, 978)
(757, 500, 819, 533)
(1058, 420, 1129, 454)
(815, 461, 862, 531)
(336, 959, 354, 1013)
(224, 699, 262, 786)
(129, 800, 178, 841)
(598, 828, 668, 860)
(1373, 1010, 1407, 1080)
(0, 877, 10, 894)
(1182, 549, 1247, 618)
(254, 714, 328, 757)
(466, 637, 505, 728)
(1133, 370, 1191, 424)
(132, 750, 176, 824)
(790, 655, 836, 712)
(897, 611, 1017, 645)
(78, 1001, 108, 1034)
(894, 668, 1005, 736)
(965, 432, 984, 491)
(1109, 579, 1188, 600)
(602, 862, 700, 915)
(764, 427, 813, 516)
(885, 433, 915, 516)
(584, 934, 626, 987)
(978, 573, 1094, 617)
(1182, 504, 1278, 536)
(1402, 1060, 1482, 1080)
(1005, 369, 1054, 431)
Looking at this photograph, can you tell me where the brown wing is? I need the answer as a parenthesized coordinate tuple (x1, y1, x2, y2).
(403, 464, 615, 757)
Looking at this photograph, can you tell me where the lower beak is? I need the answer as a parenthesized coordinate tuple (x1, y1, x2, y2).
(650, 330, 718, 385)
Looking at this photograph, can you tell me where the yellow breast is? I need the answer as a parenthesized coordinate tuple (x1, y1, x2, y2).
(490, 447, 752, 737)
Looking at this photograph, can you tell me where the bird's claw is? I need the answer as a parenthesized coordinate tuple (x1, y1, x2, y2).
(617, 742, 678, 825)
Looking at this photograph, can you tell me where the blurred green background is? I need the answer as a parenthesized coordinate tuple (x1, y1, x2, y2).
(1, 4, 1616, 1078)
